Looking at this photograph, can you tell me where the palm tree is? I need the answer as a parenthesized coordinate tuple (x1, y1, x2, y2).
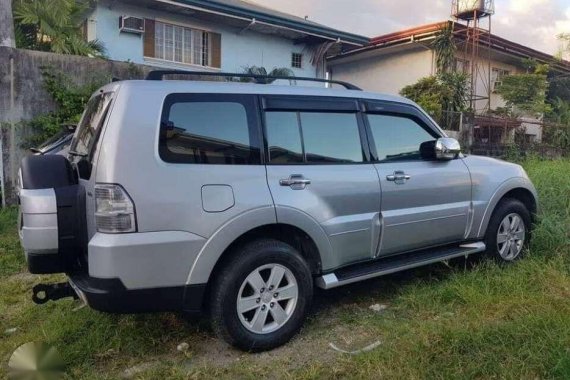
(13, 0, 105, 57)
(240, 66, 295, 84)
(432, 23, 456, 74)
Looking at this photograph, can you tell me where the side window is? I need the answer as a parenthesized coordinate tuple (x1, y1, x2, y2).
(301, 113, 363, 163)
(159, 95, 260, 164)
(265, 112, 303, 164)
(367, 114, 436, 162)
(265, 111, 364, 164)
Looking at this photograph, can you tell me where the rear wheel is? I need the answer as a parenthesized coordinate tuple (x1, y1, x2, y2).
(484, 198, 531, 262)
(210, 239, 313, 351)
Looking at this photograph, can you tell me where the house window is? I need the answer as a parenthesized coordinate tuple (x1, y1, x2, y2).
(454, 58, 470, 74)
(291, 53, 303, 69)
(492, 68, 510, 91)
(149, 20, 220, 68)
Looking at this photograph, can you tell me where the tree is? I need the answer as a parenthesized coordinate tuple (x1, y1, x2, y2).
(495, 63, 551, 117)
(432, 23, 456, 73)
(400, 73, 469, 125)
(0, 0, 15, 47)
(239, 66, 295, 84)
(12, 0, 105, 56)
(400, 77, 448, 120)
(400, 23, 469, 128)
(549, 98, 570, 125)
(557, 33, 570, 60)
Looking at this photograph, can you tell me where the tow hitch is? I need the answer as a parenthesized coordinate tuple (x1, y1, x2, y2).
(32, 282, 78, 305)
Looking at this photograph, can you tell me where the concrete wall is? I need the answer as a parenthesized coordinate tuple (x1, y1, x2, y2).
(0, 47, 156, 203)
(328, 47, 435, 95)
(90, 0, 316, 77)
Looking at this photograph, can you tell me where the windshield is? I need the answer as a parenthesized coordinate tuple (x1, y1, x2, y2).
(69, 92, 113, 161)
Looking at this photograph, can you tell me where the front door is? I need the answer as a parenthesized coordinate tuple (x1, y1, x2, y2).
(263, 96, 381, 269)
(363, 102, 472, 256)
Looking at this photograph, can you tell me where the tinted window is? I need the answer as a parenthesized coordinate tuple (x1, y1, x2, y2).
(70, 92, 113, 160)
(301, 113, 363, 163)
(266, 112, 303, 164)
(367, 114, 435, 162)
(160, 95, 260, 164)
(265, 111, 364, 164)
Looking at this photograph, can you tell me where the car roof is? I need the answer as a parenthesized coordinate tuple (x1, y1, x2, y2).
(99, 80, 414, 105)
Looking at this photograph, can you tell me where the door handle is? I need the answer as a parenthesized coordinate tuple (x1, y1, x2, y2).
(280, 175, 311, 190)
(386, 171, 411, 184)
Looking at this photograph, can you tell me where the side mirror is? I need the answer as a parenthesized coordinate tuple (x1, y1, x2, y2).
(435, 137, 461, 160)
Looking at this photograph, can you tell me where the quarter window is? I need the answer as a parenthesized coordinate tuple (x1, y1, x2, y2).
(160, 95, 260, 164)
(367, 114, 436, 162)
(265, 111, 364, 164)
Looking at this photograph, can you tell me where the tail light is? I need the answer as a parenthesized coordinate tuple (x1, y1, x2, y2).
(95, 184, 137, 233)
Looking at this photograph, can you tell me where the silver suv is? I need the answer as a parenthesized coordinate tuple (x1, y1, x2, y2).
(18, 72, 537, 351)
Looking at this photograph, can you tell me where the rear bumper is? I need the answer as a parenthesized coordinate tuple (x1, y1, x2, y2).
(69, 273, 206, 314)
(88, 231, 206, 289)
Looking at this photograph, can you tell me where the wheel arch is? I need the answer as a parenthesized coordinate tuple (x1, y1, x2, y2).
(476, 178, 538, 238)
(186, 207, 331, 287)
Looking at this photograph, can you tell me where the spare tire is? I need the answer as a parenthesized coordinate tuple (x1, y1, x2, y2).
(20, 155, 77, 190)
(19, 155, 86, 274)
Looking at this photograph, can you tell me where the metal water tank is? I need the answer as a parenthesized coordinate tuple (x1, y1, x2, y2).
(454, 0, 487, 18)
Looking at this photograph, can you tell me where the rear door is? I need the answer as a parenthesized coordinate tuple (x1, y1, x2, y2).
(263, 96, 382, 268)
(68, 91, 115, 239)
(363, 101, 472, 256)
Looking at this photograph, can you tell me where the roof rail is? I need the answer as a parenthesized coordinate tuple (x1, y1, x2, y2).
(145, 70, 362, 91)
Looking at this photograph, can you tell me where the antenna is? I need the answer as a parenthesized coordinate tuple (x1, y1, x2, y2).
(451, 0, 495, 112)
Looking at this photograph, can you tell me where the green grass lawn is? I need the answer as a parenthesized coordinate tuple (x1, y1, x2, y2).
(2, 158, 570, 379)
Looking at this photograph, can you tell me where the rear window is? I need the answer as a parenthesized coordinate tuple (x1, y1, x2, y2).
(159, 94, 261, 165)
(69, 92, 113, 160)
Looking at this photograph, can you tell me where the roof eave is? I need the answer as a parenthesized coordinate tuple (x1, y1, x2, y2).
(161, 0, 369, 46)
(328, 20, 570, 72)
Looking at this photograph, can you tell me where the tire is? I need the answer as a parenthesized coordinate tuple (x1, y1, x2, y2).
(210, 239, 313, 352)
(484, 198, 532, 262)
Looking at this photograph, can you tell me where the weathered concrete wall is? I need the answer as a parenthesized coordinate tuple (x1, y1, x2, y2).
(0, 47, 157, 204)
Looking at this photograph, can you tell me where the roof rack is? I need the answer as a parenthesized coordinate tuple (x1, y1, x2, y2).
(145, 70, 362, 91)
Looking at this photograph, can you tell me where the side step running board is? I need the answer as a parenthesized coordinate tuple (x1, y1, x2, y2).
(316, 242, 486, 290)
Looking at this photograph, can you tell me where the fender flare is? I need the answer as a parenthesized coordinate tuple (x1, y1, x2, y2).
(476, 177, 538, 238)
(186, 206, 334, 285)
(274, 205, 335, 270)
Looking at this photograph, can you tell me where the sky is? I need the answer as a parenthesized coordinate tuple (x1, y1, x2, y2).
(249, 0, 570, 57)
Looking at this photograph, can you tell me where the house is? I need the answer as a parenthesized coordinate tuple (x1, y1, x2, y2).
(82, 0, 368, 78)
(327, 21, 570, 143)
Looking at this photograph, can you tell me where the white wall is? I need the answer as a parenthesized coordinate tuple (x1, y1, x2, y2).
(464, 56, 521, 112)
(328, 47, 435, 95)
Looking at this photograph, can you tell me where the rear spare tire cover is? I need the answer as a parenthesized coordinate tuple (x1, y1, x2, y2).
(20, 155, 77, 190)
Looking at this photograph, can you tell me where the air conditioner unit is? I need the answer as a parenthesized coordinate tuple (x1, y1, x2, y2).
(119, 16, 145, 34)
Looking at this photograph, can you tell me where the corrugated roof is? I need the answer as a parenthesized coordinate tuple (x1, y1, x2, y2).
(164, 0, 369, 45)
(329, 20, 570, 73)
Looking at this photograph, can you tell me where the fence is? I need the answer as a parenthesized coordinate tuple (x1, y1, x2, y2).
(439, 110, 570, 159)
(0, 47, 164, 204)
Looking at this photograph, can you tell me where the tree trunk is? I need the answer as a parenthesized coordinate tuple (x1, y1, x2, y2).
(0, 0, 15, 47)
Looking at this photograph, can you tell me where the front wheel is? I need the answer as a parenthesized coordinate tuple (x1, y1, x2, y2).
(210, 239, 313, 352)
(484, 198, 531, 262)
